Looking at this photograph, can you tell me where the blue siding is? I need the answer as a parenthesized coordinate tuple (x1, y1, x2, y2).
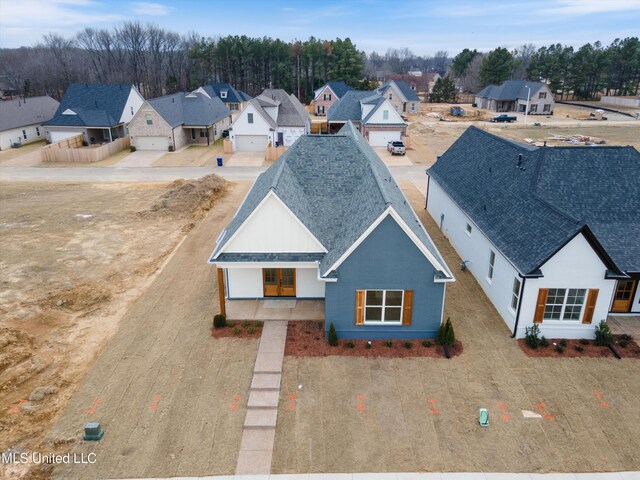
(324, 215, 445, 340)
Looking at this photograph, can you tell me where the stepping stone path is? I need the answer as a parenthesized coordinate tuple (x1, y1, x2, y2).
(236, 320, 287, 475)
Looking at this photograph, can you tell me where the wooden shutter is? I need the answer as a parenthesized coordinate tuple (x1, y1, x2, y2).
(355, 290, 365, 325)
(402, 290, 413, 326)
(582, 289, 599, 324)
(533, 288, 548, 324)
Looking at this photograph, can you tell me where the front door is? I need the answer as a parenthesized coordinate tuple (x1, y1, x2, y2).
(277, 132, 284, 147)
(612, 280, 637, 312)
(262, 268, 296, 297)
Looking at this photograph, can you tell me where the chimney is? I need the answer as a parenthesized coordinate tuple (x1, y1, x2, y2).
(517, 154, 522, 168)
(543, 141, 547, 147)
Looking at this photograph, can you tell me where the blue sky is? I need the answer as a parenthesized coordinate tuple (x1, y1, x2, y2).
(1, 0, 639, 55)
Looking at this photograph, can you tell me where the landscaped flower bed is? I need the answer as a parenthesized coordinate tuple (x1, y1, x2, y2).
(518, 334, 640, 359)
(211, 319, 263, 338)
(284, 321, 463, 358)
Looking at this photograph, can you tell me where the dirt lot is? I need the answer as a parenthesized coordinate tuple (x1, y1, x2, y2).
(271, 182, 640, 475)
(0, 175, 229, 479)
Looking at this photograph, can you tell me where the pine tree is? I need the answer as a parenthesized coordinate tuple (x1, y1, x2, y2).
(328, 322, 338, 346)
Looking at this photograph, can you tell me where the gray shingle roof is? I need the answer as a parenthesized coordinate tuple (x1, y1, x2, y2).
(43, 83, 135, 127)
(203, 83, 253, 104)
(246, 98, 277, 128)
(475, 80, 545, 101)
(148, 92, 230, 128)
(428, 126, 640, 274)
(260, 89, 309, 127)
(212, 122, 452, 279)
(326, 90, 377, 122)
(0, 96, 59, 131)
(379, 80, 420, 102)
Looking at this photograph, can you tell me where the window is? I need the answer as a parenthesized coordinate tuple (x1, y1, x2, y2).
(530, 104, 538, 113)
(221, 90, 228, 99)
(411, 103, 415, 110)
(543, 103, 551, 112)
(248, 113, 254, 124)
(200, 129, 207, 138)
(383, 110, 389, 120)
(466, 223, 472, 236)
(539, 92, 547, 99)
(511, 277, 521, 311)
(389, 93, 393, 100)
(130, 106, 134, 115)
(145, 114, 153, 125)
(36, 127, 40, 137)
(488, 250, 495, 281)
(324, 93, 331, 101)
(364, 290, 403, 324)
(22, 130, 27, 139)
(230, 103, 238, 111)
(543, 288, 586, 321)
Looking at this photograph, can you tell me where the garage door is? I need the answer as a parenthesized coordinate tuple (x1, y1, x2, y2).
(235, 135, 267, 151)
(368, 130, 401, 147)
(50, 131, 82, 143)
(135, 136, 169, 151)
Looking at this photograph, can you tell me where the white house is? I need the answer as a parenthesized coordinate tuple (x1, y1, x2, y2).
(426, 126, 639, 339)
(229, 89, 310, 152)
(0, 96, 59, 150)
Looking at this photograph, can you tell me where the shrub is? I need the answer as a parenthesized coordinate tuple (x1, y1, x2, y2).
(213, 314, 227, 329)
(385, 341, 393, 348)
(540, 336, 550, 347)
(247, 327, 256, 334)
(579, 338, 590, 345)
(328, 322, 338, 347)
(130, 146, 137, 152)
(619, 339, 629, 348)
(436, 317, 456, 346)
(559, 339, 567, 347)
(242, 320, 250, 328)
(403, 342, 413, 349)
(422, 340, 433, 348)
(525, 324, 541, 349)
(227, 321, 234, 328)
(168, 145, 175, 152)
(621, 334, 633, 342)
(555, 345, 564, 353)
(594, 320, 613, 346)
(365, 342, 372, 349)
(254, 321, 264, 327)
(574, 345, 584, 352)
(232, 327, 241, 335)
(346, 341, 355, 348)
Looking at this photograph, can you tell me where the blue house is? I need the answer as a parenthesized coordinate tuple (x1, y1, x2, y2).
(209, 122, 453, 339)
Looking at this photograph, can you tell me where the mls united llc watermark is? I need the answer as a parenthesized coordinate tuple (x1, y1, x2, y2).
(2, 451, 96, 465)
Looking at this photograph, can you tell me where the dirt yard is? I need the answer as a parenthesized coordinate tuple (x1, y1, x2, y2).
(271, 182, 640, 475)
(0, 175, 228, 479)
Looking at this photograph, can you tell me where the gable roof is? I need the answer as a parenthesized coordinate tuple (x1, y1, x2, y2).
(428, 126, 640, 275)
(244, 97, 277, 128)
(212, 121, 452, 279)
(379, 80, 420, 102)
(0, 96, 59, 131)
(259, 89, 309, 127)
(148, 92, 230, 128)
(202, 83, 253, 104)
(327, 90, 378, 122)
(475, 80, 546, 101)
(315, 81, 352, 100)
(43, 83, 135, 128)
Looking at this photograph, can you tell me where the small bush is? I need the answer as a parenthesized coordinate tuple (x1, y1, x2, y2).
(436, 317, 456, 346)
(403, 342, 413, 349)
(559, 339, 567, 347)
(594, 320, 613, 346)
(579, 338, 590, 345)
(227, 321, 234, 328)
(619, 340, 629, 348)
(525, 324, 541, 349)
(621, 334, 633, 342)
(213, 313, 227, 329)
(540, 336, 550, 347)
(168, 145, 175, 152)
(365, 342, 372, 349)
(574, 345, 584, 352)
(555, 345, 564, 353)
(254, 320, 264, 327)
(232, 327, 241, 335)
(130, 146, 137, 152)
(242, 320, 250, 328)
(385, 341, 393, 348)
(346, 341, 355, 349)
(247, 327, 256, 334)
(422, 340, 433, 348)
(328, 322, 338, 347)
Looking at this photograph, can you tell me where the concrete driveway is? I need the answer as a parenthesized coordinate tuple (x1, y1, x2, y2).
(114, 149, 166, 167)
(374, 147, 413, 166)
(226, 152, 265, 167)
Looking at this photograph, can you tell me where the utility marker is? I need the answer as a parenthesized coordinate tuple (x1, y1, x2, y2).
(428, 398, 441, 415)
(593, 391, 609, 407)
(356, 395, 365, 411)
(287, 394, 297, 411)
(230, 395, 241, 411)
(85, 398, 102, 414)
(149, 394, 161, 412)
(498, 402, 511, 421)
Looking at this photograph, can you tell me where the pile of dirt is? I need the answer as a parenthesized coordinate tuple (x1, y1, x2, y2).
(43, 283, 112, 312)
(0, 327, 35, 378)
(142, 174, 226, 222)
(284, 321, 463, 358)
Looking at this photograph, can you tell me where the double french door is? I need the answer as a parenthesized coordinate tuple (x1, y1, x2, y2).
(263, 268, 296, 297)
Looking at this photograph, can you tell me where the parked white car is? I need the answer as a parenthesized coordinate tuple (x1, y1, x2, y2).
(387, 140, 406, 155)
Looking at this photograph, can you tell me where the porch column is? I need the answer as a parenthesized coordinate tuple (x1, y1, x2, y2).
(217, 268, 226, 316)
(108, 128, 112, 142)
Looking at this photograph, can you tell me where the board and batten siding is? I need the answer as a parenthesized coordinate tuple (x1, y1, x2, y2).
(226, 267, 325, 299)
(324, 215, 445, 340)
(223, 193, 325, 253)
(427, 178, 617, 339)
(120, 87, 145, 124)
(230, 103, 274, 150)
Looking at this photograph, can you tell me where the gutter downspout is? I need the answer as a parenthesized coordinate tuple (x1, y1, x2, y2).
(511, 275, 526, 338)
(425, 171, 429, 209)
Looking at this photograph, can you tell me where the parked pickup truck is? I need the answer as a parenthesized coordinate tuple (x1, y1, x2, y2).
(490, 114, 517, 123)
(387, 140, 406, 155)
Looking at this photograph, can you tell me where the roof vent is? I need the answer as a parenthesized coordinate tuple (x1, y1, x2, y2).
(543, 141, 547, 147)
(517, 154, 526, 171)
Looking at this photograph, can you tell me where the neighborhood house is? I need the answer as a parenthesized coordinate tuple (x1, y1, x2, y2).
(313, 81, 352, 116)
(426, 126, 640, 339)
(377, 79, 421, 114)
(210, 122, 454, 340)
(0, 95, 59, 150)
(474, 80, 555, 115)
(195, 83, 252, 115)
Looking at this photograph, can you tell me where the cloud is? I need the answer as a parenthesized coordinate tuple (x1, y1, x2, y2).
(131, 2, 171, 16)
(540, 0, 640, 15)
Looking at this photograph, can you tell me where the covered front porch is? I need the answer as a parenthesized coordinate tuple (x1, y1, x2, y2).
(226, 298, 325, 321)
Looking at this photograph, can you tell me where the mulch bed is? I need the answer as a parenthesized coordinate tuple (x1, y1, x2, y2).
(284, 321, 462, 358)
(211, 320, 263, 339)
(518, 335, 640, 359)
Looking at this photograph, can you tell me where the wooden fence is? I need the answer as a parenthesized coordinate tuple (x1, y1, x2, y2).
(42, 136, 130, 163)
(266, 145, 287, 162)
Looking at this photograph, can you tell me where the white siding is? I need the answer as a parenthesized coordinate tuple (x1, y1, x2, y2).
(276, 127, 305, 146)
(631, 284, 640, 313)
(296, 268, 326, 298)
(227, 268, 263, 298)
(50, 130, 83, 143)
(224, 193, 325, 253)
(120, 87, 145, 124)
(230, 103, 274, 150)
(365, 99, 405, 125)
(0, 124, 44, 150)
